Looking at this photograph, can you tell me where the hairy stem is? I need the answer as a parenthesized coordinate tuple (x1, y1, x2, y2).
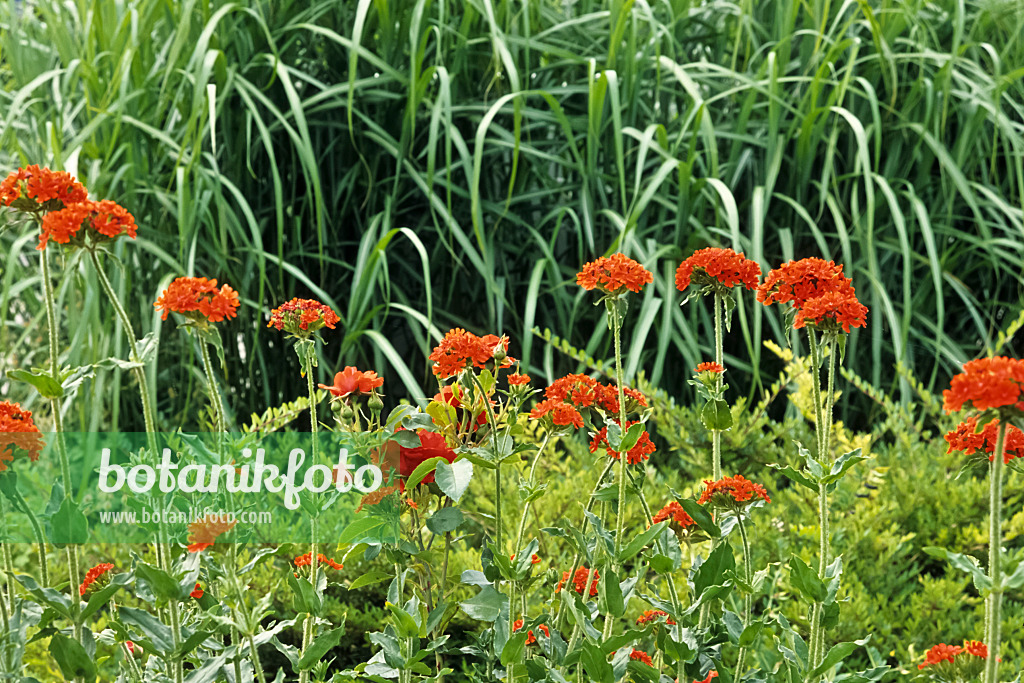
(735, 514, 753, 680)
(985, 421, 1006, 683)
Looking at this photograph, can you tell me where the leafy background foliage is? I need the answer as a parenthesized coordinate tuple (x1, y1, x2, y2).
(2, 0, 1023, 430)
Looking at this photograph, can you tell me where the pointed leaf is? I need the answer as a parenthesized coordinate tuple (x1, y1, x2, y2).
(436, 458, 473, 502)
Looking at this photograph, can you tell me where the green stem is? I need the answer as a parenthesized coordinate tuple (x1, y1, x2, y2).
(299, 351, 320, 683)
(712, 292, 724, 481)
(512, 432, 553, 558)
(0, 565, 8, 634)
(10, 489, 48, 587)
(197, 338, 225, 434)
(984, 422, 1005, 683)
(735, 514, 753, 680)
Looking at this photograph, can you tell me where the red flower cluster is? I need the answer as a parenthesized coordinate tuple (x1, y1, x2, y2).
(589, 421, 656, 465)
(1, 165, 87, 209)
(793, 289, 868, 334)
(428, 329, 511, 378)
(576, 253, 653, 295)
(697, 475, 771, 506)
(37, 199, 137, 250)
(319, 367, 383, 398)
(676, 247, 761, 291)
(79, 562, 115, 595)
(154, 277, 240, 324)
(507, 372, 531, 386)
(695, 362, 724, 374)
(757, 258, 848, 307)
(945, 417, 1024, 464)
(557, 567, 599, 596)
(512, 619, 550, 645)
(398, 430, 458, 484)
(267, 298, 340, 336)
(635, 609, 676, 626)
(963, 640, 988, 659)
(652, 501, 696, 530)
(943, 356, 1024, 413)
(628, 650, 653, 666)
(530, 398, 584, 430)
(186, 514, 238, 552)
(918, 642, 963, 669)
(294, 552, 344, 571)
(0, 401, 44, 471)
(190, 583, 204, 600)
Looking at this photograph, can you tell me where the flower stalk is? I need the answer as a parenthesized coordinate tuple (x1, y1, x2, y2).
(985, 421, 1006, 683)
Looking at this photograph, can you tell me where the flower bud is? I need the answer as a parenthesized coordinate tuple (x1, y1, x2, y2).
(368, 393, 384, 414)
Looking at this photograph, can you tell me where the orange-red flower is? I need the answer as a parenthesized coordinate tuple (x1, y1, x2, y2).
(37, 199, 138, 250)
(945, 417, 1024, 464)
(507, 372, 531, 386)
(1, 165, 87, 209)
(428, 329, 512, 378)
(79, 562, 115, 595)
(294, 552, 344, 571)
(557, 567, 599, 596)
(694, 672, 719, 683)
(594, 383, 648, 414)
(652, 501, 696, 530)
(635, 609, 676, 626)
(590, 420, 656, 465)
(0, 401, 44, 472)
(267, 298, 340, 336)
(511, 553, 540, 565)
(546, 374, 599, 407)
(757, 258, 850, 308)
(963, 640, 988, 659)
(698, 475, 771, 506)
(512, 619, 550, 645)
(186, 514, 237, 552)
(125, 640, 140, 656)
(695, 362, 724, 374)
(943, 356, 1024, 414)
(629, 650, 653, 666)
(793, 286, 868, 334)
(918, 643, 962, 669)
(190, 583, 204, 599)
(398, 430, 458, 484)
(576, 253, 653, 295)
(154, 277, 240, 324)
(319, 367, 383, 398)
(676, 247, 761, 291)
(530, 398, 584, 430)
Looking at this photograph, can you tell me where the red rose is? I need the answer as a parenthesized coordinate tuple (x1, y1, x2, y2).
(399, 430, 458, 484)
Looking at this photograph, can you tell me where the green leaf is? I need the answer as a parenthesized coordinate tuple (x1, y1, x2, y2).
(581, 641, 614, 683)
(617, 422, 646, 453)
(338, 516, 389, 546)
(426, 507, 464, 535)
(460, 585, 506, 622)
(619, 521, 668, 562)
(788, 556, 828, 603)
(405, 456, 446, 491)
(348, 571, 393, 592)
(821, 448, 866, 487)
(49, 633, 96, 683)
(119, 606, 174, 654)
(80, 572, 132, 621)
(739, 621, 763, 647)
(625, 659, 659, 682)
(700, 399, 732, 430)
(599, 568, 624, 618)
(177, 629, 214, 658)
(286, 569, 321, 617)
(435, 458, 472, 502)
(134, 332, 159, 364)
(806, 637, 871, 678)
(134, 562, 182, 601)
(12, 573, 71, 617)
(767, 462, 819, 492)
(1004, 558, 1024, 590)
(50, 496, 88, 544)
(500, 631, 528, 666)
(679, 499, 720, 537)
(6, 368, 63, 399)
(386, 602, 420, 639)
(694, 543, 735, 597)
(297, 625, 346, 669)
(923, 547, 991, 591)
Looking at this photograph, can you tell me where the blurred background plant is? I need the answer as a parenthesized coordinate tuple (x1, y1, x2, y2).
(2, 0, 1023, 431)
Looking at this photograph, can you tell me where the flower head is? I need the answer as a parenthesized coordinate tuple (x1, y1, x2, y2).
(695, 362, 724, 374)
(589, 420, 656, 465)
(698, 475, 770, 508)
(557, 567, 599, 596)
(576, 253, 653, 295)
(757, 258, 850, 308)
(0, 401, 44, 471)
(676, 247, 761, 292)
(507, 372, 531, 386)
(546, 374, 599, 407)
(793, 286, 868, 334)
(963, 640, 988, 659)
(190, 583, 204, 600)
(918, 643, 963, 669)
(319, 367, 383, 399)
(652, 501, 696, 530)
(1, 165, 87, 210)
(530, 398, 584, 430)
(186, 514, 237, 552)
(154, 277, 240, 324)
(945, 417, 1024, 464)
(294, 552, 344, 571)
(37, 199, 138, 250)
(428, 329, 512, 378)
(629, 650, 653, 666)
(635, 609, 676, 626)
(943, 356, 1024, 414)
(267, 298, 339, 337)
(79, 563, 115, 595)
